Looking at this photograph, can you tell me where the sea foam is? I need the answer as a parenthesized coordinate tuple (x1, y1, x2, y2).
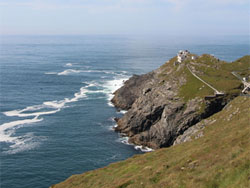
(57, 69, 82, 75)
(57, 69, 123, 76)
(103, 77, 128, 106)
(1, 70, 130, 154)
(0, 116, 44, 154)
(1, 83, 91, 151)
(65, 63, 73, 67)
(44, 72, 57, 75)
(0, 116, 43, 142)
(117, 136, 154, 152)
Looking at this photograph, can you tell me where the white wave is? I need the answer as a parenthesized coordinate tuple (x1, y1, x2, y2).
(57, 69, 124, 76)
(119, 110, 127, 114)
(71, 87, 88, 102)
(57, 69, 82, 75)
(88, 83, 101, 87)
(43, 100, 66, 109)
(82, 81, 102, 88)
(1, 71, 129, 153)
(108, 123, 117, 131)
(45, 72, 57, 75)
(3, 132, 47, 155)
(3, 86, 89, 119)
(134, 145, 154, 152)
(105, 78, 127, 94)
(117, 136, 154, 152)
(83, 77, 129, 106)
(4, 109, 60, 118)
(82, 78, 129, 104)
(107, 101, 114, 107)
(57, 69, 100, 76)
(117, 136, 132, 145)
(3, 104, 44, 117)
(1, 84, 91, 152)
(65, 63, 73, 67)
(0, 116, 43, 143)
(102, 77, 129, 107)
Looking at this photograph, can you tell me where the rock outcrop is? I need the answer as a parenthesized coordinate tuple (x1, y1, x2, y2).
(112, 53, 249, 149)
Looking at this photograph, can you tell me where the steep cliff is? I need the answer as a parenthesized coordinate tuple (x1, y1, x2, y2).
(51, 54, 250, 188)
(112, 54, 250, 149)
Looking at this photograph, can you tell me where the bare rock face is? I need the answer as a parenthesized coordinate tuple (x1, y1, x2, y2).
(111, 54, 241, 149)
(111, 72, 155, 110)
(173, 118, 217, 145)
(115, 93, 204, 149)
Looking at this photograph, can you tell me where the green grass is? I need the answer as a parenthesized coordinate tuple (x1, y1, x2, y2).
(51, 96, 250, 188)
(177, 54, 249, 104)
(178, 66, 214, 102)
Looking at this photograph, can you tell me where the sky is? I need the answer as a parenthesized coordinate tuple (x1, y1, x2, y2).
(0, 0, 249, 35)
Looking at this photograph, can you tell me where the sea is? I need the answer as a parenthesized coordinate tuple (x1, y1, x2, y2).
(0, 35, 249, 188)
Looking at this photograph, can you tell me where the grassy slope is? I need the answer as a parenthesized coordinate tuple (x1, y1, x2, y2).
(193, 55, 250, 95)
(158, 55, 250, 104)
(179, 55, 250, 101)
(51, 96, 250, 188)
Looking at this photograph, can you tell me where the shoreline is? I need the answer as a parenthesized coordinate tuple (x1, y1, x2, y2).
(109, 90, 154, 153)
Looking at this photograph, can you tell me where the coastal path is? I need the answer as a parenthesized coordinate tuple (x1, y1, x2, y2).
(231, 72, 250, 93)
(186, 65, 224, 95)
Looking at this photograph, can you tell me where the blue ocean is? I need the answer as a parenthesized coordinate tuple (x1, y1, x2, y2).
(0, 35, 249, 188)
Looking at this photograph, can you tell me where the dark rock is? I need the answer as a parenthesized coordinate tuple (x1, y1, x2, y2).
(111, 72, 155, 110)
(111, 55, 238, 149)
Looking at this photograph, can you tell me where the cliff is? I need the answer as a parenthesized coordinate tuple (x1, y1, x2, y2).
(51, 53, 250, 188)
(112, 54, 249, 149)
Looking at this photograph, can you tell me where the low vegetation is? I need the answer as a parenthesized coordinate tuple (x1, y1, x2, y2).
(51, 96, 250, 188)
(178, 55, 249, 101)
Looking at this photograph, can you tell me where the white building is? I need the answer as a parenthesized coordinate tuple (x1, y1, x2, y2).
(177, 50, 190, 63)
(191, 56, 197, 60)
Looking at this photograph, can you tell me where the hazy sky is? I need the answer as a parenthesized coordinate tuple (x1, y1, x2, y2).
(0, 0, 249, 35)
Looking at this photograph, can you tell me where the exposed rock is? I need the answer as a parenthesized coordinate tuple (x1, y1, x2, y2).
(173, 119, 217, 145)
(111, 53, 246, 149)
(111, 72, 155, 110)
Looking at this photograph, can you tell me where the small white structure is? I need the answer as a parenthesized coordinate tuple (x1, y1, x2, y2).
(177, 50, 190, 63)
(191, 56, 197, 60)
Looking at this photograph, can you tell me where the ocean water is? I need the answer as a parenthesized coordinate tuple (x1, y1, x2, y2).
(0, 35, 249, 188)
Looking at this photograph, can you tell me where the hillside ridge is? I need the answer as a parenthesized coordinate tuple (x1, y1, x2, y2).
(51, 53, 250, 188)
(51, 95, 250, 188)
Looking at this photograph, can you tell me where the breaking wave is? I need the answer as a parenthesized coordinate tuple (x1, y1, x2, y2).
(45, 68, 128, 76)
(1, 83, 96, 153)
(117, 136, 154, 152)
(44, 72, 57, 75)
(65, 63, 73, 67)
(1, 72, 129, 154)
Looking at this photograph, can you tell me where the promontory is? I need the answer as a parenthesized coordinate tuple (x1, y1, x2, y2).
(51, 51, 250, 188)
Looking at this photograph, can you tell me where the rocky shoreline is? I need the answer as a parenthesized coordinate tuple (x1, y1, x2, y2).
(111, 52, 248, 149)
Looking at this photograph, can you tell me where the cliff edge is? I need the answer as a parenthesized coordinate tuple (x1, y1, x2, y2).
(112, 53, 249, 149)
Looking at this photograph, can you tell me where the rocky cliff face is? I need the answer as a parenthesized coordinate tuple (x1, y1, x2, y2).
(112, 54, 249, 149)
